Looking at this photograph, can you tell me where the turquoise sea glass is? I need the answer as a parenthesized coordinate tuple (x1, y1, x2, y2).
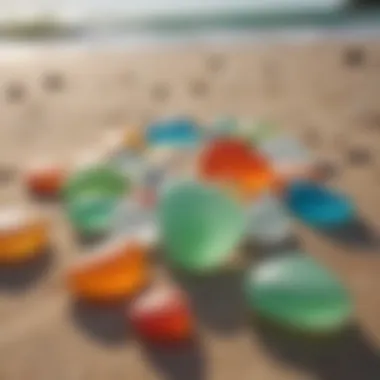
(284, 180, 355, 229)
(244, 253, 353, 333)
(158, 182, 245, 273)
(247, 193, 293, 245)
(63, 166, 128, 236)
(146, 117, 200, 147)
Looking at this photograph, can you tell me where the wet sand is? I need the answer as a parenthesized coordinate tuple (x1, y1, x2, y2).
(0, 39, 380, 380)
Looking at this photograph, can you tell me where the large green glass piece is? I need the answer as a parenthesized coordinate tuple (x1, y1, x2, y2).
(63, 165, 129, 236)
(158, 182, 245, 273)
(245, 254, 353, 333)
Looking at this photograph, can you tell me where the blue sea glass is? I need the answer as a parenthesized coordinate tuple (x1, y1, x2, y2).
(284, 180, 355, 229)
(146, 117, 200, 147)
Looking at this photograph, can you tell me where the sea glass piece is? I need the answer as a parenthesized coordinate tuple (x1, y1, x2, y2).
(123, 128, 146, 152)
(0, 206, 49, 263)
(158, 182, 245, 273)
(249, 120, 279, 145)
(63, 165, 128, 236)
(260, 134, 315, 184)
(198, 138, 274, 199)
(25, 160, 66, 197)
(244, 254, 353, 333)
(107, 151, 146, 184)
(209, 116, 238, 138)
(247, 193, 293, 246)
(284, 180, 355, 229)
(146, 117, 200, 147)
(128, 286, 193, 343)
(111, 199, 158, 245)
(67, 237, 150, 302)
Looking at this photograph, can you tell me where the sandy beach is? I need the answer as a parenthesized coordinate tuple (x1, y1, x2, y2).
(0, 37, 380, 380)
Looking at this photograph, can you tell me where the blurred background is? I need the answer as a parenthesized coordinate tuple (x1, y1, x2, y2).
(1, 1, 380, 380)
(0, 0, 379, 46)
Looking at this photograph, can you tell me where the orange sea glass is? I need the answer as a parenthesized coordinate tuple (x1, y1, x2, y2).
(0, 209, 49, 263)
(123, 128, 145, 152)
(66, 239, 150, 302)
(198, 138, 275, 199)
(128, 287, 193, 343)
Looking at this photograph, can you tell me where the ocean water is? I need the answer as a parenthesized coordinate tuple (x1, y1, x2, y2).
(0, 7, 379, 59)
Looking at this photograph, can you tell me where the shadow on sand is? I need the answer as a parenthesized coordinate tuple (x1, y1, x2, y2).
(253, 319, 380, 380)
(0, 247, 54, 292)
(322, 217, 380, 250)
(140, 338, 206, 380)
(70, 299, 131, 346)
(171, 268, 246, 335)
(71, 296, 207, 380)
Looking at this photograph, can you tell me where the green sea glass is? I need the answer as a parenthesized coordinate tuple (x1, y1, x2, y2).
(63, 165, 129, 236)
(158, 181, 245, 273)
(248, 121, 278, 145)
(245, 254, 353, 333)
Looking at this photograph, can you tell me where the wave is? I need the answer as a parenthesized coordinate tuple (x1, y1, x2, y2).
(0, 8, 379, 43)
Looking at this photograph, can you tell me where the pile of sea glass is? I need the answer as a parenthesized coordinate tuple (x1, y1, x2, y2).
(0, 116, 356, 343)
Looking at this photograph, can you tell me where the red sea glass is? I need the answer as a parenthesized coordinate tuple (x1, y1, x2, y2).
(198, 138, 274, 199)
(25, 163, 66, 197)
(128, 287, 193, 344)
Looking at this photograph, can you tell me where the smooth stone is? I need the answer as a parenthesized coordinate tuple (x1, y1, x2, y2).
(63, 166, 128, 236)
(146, 117, 200, 147)
(284, 180, 355, 230)
(158, 182, 245, 273)
(247, 193, 293, 246)
(245, 254, 353, 333)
